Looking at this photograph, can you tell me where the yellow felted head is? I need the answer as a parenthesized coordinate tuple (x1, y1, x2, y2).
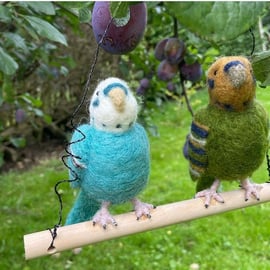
(207, 56, 256, 112)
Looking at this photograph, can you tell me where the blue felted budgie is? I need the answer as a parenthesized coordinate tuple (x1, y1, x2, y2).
(65, 77, 154, 228)
(186, 56, 269, 207)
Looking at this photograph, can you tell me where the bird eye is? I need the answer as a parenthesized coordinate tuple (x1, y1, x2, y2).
(96, 91, 99, 96)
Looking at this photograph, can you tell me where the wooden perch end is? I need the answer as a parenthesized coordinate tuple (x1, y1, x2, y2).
(24, 183, 270, 260)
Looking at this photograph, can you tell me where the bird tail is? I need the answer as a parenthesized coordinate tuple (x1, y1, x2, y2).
(65, 191, 100, 225)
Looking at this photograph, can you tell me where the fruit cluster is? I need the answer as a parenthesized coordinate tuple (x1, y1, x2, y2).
(155, 37, 202, 84)
(136, 37, 203, 96)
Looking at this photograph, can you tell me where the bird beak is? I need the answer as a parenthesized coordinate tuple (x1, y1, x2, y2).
(225, 62, 247, 88)
(108, 88, 126, 112)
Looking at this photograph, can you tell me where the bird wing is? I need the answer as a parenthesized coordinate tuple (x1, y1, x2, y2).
(188, 112, 210, 181)
(68, 124, 92, 188)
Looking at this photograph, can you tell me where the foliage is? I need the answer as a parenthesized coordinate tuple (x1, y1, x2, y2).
(1, 1, 270, 168)
(0, 1, 93, 167)
(164, 2, 266, 43)
(252, 50, 270, 86)
(118, 2, 270, 128)
(1, 86, 270, 269)
(2, 2, 270, 268)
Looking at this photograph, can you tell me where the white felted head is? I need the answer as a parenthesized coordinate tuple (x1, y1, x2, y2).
(89, 77, 138, 133)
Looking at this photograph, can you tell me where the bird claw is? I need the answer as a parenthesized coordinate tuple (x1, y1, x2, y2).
(195, 189, 224, 208)
(92, 208, 117, 229)
(240, 179, 263, 201)
(132, 199, 155, 220)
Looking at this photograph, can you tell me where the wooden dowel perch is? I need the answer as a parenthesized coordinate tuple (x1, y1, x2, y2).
(24, 183, 270, 260)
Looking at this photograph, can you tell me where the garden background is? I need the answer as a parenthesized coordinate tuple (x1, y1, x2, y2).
(1, 2, 270, 269)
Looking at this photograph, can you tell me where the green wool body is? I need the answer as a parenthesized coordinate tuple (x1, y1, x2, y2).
(187, 56, 269, 206)
(191, 101, 269, 191)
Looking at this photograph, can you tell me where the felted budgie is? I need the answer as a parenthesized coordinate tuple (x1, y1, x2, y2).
(65, 77, 154, 228)
(187, 56, 269, 207)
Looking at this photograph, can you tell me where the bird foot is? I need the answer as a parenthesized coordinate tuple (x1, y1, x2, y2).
(240, 179, 263, 201)
(195, 179, 224, 208)
(132, 198, 155, 220)
(195, 189, 224, 208)
(92, 202, 117, 229)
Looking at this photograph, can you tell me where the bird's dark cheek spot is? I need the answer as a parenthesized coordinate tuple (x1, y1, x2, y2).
(92, 98, 99, 107)
(208, 79, 215, 90)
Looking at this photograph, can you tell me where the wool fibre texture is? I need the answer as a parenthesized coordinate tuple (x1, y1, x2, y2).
(65, 123, 150, 225)
(66, 192, 101, 225)
(207, 56, 256, 112)
(188, 100, 269, 192)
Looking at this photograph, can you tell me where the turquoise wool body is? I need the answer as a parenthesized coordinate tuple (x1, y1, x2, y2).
(65, 123, 150, 225)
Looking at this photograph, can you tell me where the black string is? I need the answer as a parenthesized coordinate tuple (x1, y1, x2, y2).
(249, 28, 255, 57)
(266, 152, 270, 183)
(47, 18, 114, 253)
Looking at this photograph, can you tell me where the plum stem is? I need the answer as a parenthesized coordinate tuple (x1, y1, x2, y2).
(172, 16, 194, 118)
(173, 16, 178, 38)
(179, 72, 194, 117)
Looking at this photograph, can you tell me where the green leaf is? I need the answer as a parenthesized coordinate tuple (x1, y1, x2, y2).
(0, 88, 3, 106)
(109, 2, 131, 27)
(24, 15, 67, 46)
(0, 47, 18, 75)
(146, 2, 159, 9)
(164, 2, 265, 43)
(10, 137, 26, 148)
(252, 51, 270, 86)
(78, 7, 91, 23)
(33, 108, 44, 117)
(3, 33, 29, 53)
(60, 66, 69, 76)
(58, 2, 93, 9)
(0, 5, 11, 22)
(2, 76, 14, 103)
(44, 114, 52, 124)
(18, 2, 55, 15)
(20, 93, 42, 108)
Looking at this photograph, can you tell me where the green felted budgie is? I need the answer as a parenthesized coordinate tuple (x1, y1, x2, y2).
(187, 56, 269, 207)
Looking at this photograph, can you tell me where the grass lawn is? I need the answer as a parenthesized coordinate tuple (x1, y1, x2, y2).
(1, 86, 270, 270)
